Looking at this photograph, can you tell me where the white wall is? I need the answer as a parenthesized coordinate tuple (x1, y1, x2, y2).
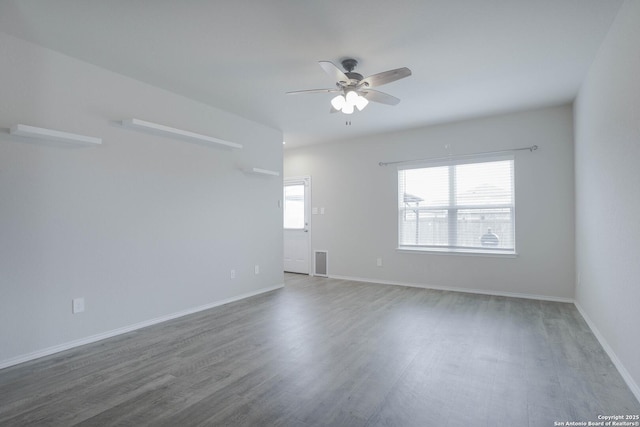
(574, 0, 640, 399)
(285, 104, 575, 300)
(0, 33, 283, 366)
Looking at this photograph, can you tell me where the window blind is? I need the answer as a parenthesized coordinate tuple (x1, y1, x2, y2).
(398, 156, 515, 254)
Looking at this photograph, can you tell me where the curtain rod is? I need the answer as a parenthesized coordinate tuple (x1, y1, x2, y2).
(378, 145, 538, 167)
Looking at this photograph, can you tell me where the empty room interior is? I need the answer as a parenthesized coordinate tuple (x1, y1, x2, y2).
(1, 1, 639, 426)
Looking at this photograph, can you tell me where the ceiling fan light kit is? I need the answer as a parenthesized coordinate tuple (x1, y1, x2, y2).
(331, 91, 369, 114)
(287, 58, 411, 115)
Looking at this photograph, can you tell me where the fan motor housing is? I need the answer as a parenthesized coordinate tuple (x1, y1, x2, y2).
(345, 72, 363, 82)
(341, 58, 363, 84)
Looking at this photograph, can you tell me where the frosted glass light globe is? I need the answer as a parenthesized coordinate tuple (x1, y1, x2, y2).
(331, 95, 346, 110)
(355, 95, 369, 111)
(345, 91, 358, 105)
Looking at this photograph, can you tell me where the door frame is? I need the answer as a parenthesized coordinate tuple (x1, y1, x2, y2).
(283, 175, 312, 275)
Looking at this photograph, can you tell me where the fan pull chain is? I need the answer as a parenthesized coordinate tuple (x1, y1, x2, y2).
(345, 121, 351, 126)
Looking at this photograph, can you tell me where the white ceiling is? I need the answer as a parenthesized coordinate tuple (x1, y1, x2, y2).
(0, 0, 623, 149)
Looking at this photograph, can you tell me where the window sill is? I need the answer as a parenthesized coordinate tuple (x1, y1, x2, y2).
(396, 247, 518, 258)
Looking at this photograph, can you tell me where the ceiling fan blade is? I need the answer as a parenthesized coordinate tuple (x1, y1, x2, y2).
(286, 88, 341, 95)
(358, 67, 411, 88)
(360, 89, 401, 106)
(319, 61, 350, 85)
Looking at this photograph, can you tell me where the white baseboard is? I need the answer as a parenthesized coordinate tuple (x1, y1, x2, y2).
(574, 301, 640, 403)
(0, 283, 284, 371)
(328, 274, 574, 303)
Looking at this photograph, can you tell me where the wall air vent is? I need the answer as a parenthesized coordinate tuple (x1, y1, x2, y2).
(314, 250, 328, 277)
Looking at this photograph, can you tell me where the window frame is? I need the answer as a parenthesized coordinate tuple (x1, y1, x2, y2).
(397, 154, 517, 256)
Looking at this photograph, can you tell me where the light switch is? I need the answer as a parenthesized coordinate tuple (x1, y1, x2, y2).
(72, 297, 85, 314)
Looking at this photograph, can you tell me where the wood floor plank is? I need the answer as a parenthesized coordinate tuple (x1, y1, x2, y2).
(1, 274, 638, 426)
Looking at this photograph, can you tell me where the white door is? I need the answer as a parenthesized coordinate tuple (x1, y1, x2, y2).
(283, 177, 310, 274)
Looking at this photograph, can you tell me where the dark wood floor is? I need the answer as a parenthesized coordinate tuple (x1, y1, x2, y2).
(1, 274, 638, 426)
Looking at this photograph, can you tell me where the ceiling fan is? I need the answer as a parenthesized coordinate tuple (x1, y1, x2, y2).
(287, 58, 412, 114)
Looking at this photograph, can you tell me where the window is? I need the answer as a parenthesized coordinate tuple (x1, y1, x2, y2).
(283, 183, 305, 229)
(398, 156, 515, 254)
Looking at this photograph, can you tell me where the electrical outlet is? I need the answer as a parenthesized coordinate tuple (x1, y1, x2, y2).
(376, 257, 383, 267)
(72, 297, 85, 314)
(231, 269, 236, 279)
(254, 265, 260, 275)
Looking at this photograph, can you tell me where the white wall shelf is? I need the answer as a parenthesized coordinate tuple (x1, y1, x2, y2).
(244, 167, 280, 176)
(121, 118, 242, 149)
(10, 124, 102, 145)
